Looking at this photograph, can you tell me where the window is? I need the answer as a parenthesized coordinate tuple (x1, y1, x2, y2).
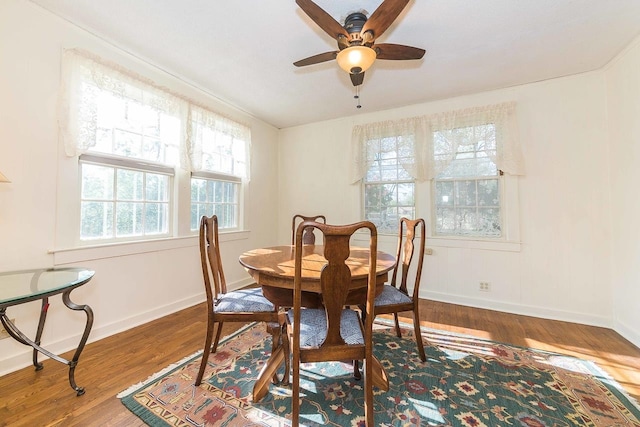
(352, 102, 524, 243)
(58, 49, 251, 245)
(188, 106, 248, 231)
(74, 80, 180, 241)
(80, 158, 172, 240)
(433, 124, 501, 237)
(191, 176, 240, 230)
(363, 138, 415, 233)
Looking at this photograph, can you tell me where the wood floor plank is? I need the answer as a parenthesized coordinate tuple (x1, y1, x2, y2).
(0, 300, 638, 426)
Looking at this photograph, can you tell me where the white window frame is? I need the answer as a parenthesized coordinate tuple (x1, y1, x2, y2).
(190, 171, 243, 232)
(79, 154, 174, 243)
(431, 123, 502, 239)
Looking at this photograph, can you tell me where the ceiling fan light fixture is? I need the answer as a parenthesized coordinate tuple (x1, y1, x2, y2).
(336, 46, 376, 74)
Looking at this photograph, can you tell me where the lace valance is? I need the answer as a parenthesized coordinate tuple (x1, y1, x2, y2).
(350, 102, 525, 183)
(58, 49, 251, 178)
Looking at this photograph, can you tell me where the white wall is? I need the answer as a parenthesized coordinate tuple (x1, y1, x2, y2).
(605, 38, 640, 347)
(0, 0, 280, 374)
(279, 71, 617, 336)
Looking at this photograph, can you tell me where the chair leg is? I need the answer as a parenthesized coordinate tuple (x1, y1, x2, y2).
(211, 321, 224, 353)
(352, 360, 361, 380)
(266, 318, 290, 385)
(195, 320, 216, 386)
(413, 310, 426, 362)
(281, 321, 290, 386)
(292, 358, 300, 427)
(393, 313, 402, 338)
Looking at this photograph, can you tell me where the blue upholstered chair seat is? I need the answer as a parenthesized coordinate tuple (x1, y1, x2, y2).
(214, 287, 274, 313)
(287, 308, 363, 348)
(374, 284, 413, 306)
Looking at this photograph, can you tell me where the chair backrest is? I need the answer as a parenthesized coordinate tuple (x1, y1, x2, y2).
(293, 220, 378, 351)
(389, 218, 426, 299)
(200, 215, 227, 312)
(291, 214, 326, 245)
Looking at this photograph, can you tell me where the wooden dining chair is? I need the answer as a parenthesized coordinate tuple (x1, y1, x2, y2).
(195, 215, 285, 387)
(373, 217, 427, 362)
(287, 220, 386, 426)
(291, 214, 326, 245)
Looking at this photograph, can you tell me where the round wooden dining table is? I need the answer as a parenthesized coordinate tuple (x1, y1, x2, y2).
(238, 244, 396, 401)
(239, 244, 396, 308)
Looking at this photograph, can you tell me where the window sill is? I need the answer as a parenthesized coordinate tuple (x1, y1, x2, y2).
(427, 236, 521, 252)
(50, 230, 250, 265)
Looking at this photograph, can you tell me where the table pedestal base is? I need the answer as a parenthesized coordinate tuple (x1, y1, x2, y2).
(0, 289, 93, 396)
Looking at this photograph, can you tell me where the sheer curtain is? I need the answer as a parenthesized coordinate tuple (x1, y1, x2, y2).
(350, 117, 428, 183)
(58, 49, 251, 176)
(187, 105, 251, 180)
(350, 102, 525, 183)
(425, 102, 524, 179)
(58, 49, 185, 158)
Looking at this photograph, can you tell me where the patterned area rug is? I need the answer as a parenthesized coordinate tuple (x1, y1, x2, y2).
(119, 321, 640, 426)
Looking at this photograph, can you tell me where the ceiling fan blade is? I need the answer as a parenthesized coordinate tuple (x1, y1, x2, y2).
(296, 0, 349, 40)
(293, 51, 338, 67)
(361, 0, 410, 40)
(374, 43, 426, 60)
(350, 72, 365, 87)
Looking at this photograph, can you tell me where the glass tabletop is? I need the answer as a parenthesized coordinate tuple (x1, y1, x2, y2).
(0, 267, 95, 306)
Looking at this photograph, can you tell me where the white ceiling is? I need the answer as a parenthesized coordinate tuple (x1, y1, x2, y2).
(29, 0, 640, 129)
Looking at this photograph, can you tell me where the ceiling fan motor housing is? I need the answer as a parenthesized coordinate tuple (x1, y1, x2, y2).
(344, 12, 367, 40)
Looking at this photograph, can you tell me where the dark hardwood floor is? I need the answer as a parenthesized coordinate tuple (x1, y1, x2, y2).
(1, 300, 638, 426)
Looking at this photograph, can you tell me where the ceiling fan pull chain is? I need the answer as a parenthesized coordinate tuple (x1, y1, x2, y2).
(354, 85, 362, 109)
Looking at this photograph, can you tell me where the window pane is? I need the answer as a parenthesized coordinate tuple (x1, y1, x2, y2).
(190, 203, 199, 231)
(457, 208, 478, 232)
(142, 137, 162, 162)
(478, 208, 501, 236)
(363, 135, 416, 233)
(81, 162, 171, 241)
(84, 83, 180, 166)
(455, 180, 477, 207)
(397, 183, 414, 206)
(436, 207, 455, 234)
(145, 203, 168, 234)
(433, 122, 501, 238)
(116, 202, 143, 237)
(80, 201, 113, 239)
(191, 178, 206, 202)
(435, 181, 454, 207)
(478, 179, 499, 206)
(117, 169, 144, 201)
(114, 129, 142, 158)
(398, 206, 415, 220)
(190, 178, 239, 231)
(81, 164, 114, 200)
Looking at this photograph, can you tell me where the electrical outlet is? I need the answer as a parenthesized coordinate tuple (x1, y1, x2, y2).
(479, 282, 491, 292)
(0, 319, 15, 340)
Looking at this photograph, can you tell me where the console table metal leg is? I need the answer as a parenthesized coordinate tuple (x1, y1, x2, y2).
(32, 297, 49, 371)
(62, 290, 94, 396)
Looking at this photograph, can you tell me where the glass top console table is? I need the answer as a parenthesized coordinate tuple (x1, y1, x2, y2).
(0, 267, 95, 395)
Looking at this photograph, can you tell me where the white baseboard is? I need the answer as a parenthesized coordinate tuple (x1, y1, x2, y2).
(613, 318, 640, 349)
(420, 290, 613, 329)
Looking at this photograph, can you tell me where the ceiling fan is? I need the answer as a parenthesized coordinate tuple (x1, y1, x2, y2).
(293, 0, 426, 87)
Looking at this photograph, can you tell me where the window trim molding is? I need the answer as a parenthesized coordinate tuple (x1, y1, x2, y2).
(191, 170, 242, 183)
(50, 230, 250, 265)
(80, 153, 175, 176)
